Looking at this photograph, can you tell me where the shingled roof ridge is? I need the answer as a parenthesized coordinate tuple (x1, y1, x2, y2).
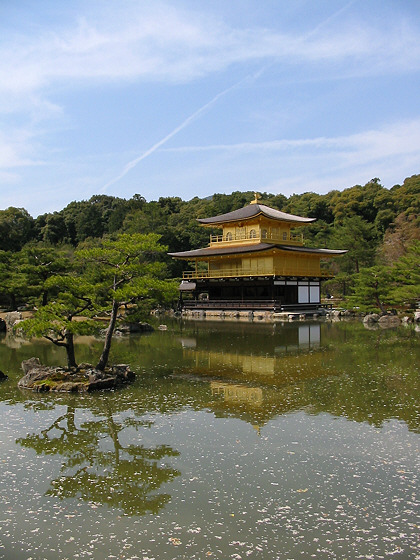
(197, 202, 316, 224)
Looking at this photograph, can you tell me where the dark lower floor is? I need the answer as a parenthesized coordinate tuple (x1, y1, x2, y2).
(178, 277, 324, 311)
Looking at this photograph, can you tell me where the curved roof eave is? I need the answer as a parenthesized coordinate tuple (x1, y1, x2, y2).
(168, 243, 275, 259)
(197, 204, 316, 225)
(168, 243, 347, 259)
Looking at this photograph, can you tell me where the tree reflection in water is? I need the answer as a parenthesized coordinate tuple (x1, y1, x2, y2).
(17, 401, 180, 516)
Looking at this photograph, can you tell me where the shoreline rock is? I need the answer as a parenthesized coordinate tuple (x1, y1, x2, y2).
(18, 358, 135, 392)
(378, 315, 401, 328)
(363, 313, 380, 323)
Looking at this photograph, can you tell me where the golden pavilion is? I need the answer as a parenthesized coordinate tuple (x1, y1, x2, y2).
(169, 194, 346, 312)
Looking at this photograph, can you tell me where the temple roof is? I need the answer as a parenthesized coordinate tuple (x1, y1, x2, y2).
(197, 203, 316, 226)
(169, 243, 347, 259)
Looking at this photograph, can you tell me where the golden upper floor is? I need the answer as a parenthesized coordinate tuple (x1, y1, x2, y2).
(209, 222, 303, 247)
(198, 198, 314, 248)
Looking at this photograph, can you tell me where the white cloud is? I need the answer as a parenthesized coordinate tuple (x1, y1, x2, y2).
(1, 1, 418, 163)
(164, 118, 420, 158)
(0, 129, 41, 169)
(160, 118, 420, 193)
(0, 2, 419, 101)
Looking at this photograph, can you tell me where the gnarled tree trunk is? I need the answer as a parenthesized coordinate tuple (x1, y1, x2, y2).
(65, 331, 78, 369)
(96, 300, 119, 371)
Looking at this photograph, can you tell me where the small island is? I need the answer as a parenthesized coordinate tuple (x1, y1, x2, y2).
(10, 233, 176, 392)
(18, 357, 134, 392)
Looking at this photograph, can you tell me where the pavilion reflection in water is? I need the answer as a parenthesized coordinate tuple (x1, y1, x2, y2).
(176, 322, 330, 428)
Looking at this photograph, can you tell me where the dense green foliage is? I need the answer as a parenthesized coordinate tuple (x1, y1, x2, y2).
(18, 275, 98, 368)
(0, 174, 419, 313)
(18, 234, 177, 370)
(76, 233, 177, 370)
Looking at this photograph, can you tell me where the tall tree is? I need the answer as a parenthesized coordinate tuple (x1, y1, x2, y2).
(77, 233, 177, 371)
(390, 174, 420, 215)
(332, 216, 378, 273)
(17, 243, 73, 306)
(389, 241, 420, 307)
(347, 266, 392, 313)
(18, 275, 97, 368)
(40, 213, 68, 244)
(0, 207, 35, 251)
(0, 250, 27, 309)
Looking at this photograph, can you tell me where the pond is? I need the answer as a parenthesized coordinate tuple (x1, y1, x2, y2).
(0, 319, 419, 560)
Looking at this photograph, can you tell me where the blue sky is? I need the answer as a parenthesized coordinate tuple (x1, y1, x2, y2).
(1, 0, 420, 217)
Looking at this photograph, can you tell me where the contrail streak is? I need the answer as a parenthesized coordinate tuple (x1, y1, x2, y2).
(102, 71, 261, 192)
(305, 0, 357, 38)
(102, 1, 356, 193)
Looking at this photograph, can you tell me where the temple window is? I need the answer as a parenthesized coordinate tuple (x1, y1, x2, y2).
(249, 229, 257, 239)
(261, 229, 268, 239)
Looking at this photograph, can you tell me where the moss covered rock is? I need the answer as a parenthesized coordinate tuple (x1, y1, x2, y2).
(18, 358, 135, 392)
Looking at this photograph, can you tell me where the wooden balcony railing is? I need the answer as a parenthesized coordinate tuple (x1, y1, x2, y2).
(209, 232, 303, 246)
(182, 268, 333, 280)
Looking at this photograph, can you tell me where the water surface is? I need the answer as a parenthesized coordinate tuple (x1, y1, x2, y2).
(0, 319, 419, 559)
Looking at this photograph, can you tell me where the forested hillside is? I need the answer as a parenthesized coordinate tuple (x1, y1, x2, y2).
(0, 174, 419, 312)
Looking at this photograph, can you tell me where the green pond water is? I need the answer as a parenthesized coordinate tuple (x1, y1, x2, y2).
(0, 319, 419, 560)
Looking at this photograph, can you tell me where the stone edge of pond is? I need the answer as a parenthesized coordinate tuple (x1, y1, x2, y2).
(18, 358, 135, 393)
